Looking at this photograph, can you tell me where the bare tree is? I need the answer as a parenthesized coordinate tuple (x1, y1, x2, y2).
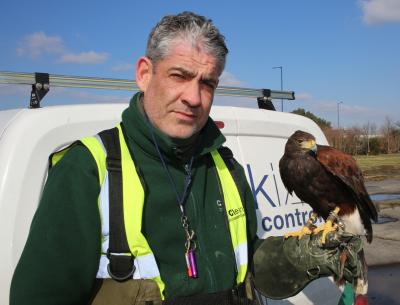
(394, 122, 400, 153)
(370, 122, 377, 136)
(381, 117, 393, 154)
(362, 121, 371, 155)
(380, 117, 400, 154)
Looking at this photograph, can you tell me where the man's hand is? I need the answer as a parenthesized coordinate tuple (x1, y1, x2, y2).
(252, 230, 364, 299)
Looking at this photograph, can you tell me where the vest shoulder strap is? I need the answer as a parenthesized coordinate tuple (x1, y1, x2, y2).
(98, 126, 135, 281)
(217, 146, 245, 204)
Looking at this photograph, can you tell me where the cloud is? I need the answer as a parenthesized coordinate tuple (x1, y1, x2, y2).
(17, 32, 65, 58)
(298, 98, 392, 127)
(360, 0, 400, 24)
(214, 96, 256, 108)
(112, 63, 135, 72)
(57, 90, 130, 104)
(17, 32, 108, 65)
(219, 71, 244, 87)
(0, 84, 31, 96)
(59, 51, 109, 64)
(295, 92, 313, 101)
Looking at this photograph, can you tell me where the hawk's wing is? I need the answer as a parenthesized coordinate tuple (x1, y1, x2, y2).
(316, 145, 378, 222)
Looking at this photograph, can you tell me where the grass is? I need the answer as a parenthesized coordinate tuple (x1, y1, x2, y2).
(354, 153, 400, 181)
(354, 154, 400, 209)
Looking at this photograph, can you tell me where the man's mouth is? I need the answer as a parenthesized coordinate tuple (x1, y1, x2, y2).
(174, 111, 196, 120)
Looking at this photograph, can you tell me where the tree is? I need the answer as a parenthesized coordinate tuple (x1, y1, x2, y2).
(361, 121, 376, 155)
(380, 117, 400, 154)
(342, 126, 362, 155)
(291, 108, 332, 129)
(369, 137, 381, 155)
(381, 117, 392, 153)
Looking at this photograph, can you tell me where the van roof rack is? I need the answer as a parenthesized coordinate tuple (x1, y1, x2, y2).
(0, 71, 295, 110)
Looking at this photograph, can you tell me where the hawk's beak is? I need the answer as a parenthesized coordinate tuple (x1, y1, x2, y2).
(310, 140, 317, 153)
(301, 139, 317, 152)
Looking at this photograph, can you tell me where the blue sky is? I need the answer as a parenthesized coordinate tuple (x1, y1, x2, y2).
(1, 0, 399, 128)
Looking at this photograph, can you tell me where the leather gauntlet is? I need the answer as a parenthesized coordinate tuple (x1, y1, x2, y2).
(253, 230, 363, 299)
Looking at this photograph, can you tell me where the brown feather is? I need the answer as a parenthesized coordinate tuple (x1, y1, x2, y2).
(316, 145, 378, 223)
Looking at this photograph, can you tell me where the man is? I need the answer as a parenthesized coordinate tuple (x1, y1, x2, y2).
(10, 12, 362, 305)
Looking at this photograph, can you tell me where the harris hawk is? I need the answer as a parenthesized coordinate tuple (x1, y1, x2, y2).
(279, 130, 378, 304)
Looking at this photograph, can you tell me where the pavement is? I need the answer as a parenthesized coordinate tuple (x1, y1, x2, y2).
(365, 179, 400, 196)
(364, 206, 400, 266)
(363, 179, 400, 305)
(364, 179, 400, 266)
(368, 264, 400, 305)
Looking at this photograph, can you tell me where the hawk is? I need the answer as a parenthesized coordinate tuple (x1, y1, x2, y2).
(279, 130, 378, 304)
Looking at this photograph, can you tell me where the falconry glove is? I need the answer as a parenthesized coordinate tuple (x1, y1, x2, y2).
(252, 230, 363, 299)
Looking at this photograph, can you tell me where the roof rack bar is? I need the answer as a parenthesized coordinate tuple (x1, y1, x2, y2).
(0, 71, 295, 102)
(30, 73, 50, 108)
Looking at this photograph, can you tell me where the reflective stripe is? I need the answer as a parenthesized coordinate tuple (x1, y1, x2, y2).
(135, 253, 161, 279)
(97, 255, 110, 278)
(234, 242, 248, 272)
(210, 150, 248, 284)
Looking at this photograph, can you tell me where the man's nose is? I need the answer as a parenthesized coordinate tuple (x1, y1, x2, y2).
(181, 81, 201, 107)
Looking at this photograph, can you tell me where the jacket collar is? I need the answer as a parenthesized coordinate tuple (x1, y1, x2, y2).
(121, 93, 226, 162)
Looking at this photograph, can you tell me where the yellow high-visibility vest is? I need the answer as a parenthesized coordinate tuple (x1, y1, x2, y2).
(51, 123, 248, 298)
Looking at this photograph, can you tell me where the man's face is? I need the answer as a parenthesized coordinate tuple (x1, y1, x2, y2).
(136, 40, 221, 139)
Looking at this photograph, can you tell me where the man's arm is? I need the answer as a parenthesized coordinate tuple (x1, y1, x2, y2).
(10, 145, 102, 305)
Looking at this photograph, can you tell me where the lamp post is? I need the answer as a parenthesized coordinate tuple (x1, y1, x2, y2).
(337, 101, 343, 150)
(337, 101, 343, 129)
(272, 66, 283, 111)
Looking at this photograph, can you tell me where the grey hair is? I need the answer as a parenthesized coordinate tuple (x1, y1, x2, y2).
(146, 11, 228, 72)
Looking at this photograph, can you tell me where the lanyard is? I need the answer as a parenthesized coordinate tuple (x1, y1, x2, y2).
(147, 123, 194, 212)
(146, 118, 198, 278)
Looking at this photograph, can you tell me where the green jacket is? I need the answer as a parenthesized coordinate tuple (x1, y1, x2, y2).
(10, 93, 259, 305)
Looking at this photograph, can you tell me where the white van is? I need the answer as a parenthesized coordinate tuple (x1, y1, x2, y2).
(0, 73, 343, 305)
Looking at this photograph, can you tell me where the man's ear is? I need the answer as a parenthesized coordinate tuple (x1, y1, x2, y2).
(136, 56, 153, 92)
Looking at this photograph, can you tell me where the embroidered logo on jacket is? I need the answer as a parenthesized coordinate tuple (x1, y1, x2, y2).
(227, 207, 245, 221)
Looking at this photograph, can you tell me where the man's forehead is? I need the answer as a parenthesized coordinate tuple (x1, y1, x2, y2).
(164, 39, 222, 73)
(167, 64, 220, 80)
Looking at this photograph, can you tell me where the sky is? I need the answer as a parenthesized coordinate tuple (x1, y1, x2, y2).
(0, 0, 399, 128)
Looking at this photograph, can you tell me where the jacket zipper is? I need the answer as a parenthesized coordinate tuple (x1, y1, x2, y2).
(184, 161, 218, 289)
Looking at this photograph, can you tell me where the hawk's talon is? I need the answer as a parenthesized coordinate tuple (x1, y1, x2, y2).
(314, 207, 341, 244)
(284, 212, 319, 239)
(284, 226, 314, 239)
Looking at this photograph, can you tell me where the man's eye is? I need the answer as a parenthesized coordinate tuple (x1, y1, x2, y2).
(202, 81, 216, 90)
(171, 73, 185, 80)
